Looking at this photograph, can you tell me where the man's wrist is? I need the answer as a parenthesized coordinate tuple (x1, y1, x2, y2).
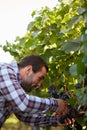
(50, 98, 59, 112)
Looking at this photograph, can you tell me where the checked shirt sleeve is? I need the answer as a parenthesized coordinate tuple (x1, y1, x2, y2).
(0, 64, 58, 113)
(15, 111, 60, 127)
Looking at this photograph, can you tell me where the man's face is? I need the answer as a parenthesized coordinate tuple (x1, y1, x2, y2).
(21, 66, 47, 92)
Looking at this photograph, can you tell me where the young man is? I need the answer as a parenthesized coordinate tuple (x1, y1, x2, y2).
(0, 54, 73, 128)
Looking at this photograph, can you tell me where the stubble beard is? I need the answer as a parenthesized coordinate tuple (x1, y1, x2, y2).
(21, 73, 34, 92)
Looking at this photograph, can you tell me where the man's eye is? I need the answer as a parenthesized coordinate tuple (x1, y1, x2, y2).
(39, 76, 44, 81)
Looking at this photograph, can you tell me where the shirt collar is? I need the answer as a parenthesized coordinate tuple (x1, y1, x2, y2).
(10, 62, 22, 83)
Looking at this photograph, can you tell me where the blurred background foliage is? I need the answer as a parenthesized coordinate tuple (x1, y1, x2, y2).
(1, 0, 87, 129)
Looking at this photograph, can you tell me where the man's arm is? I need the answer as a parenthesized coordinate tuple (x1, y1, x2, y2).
(0, 66, 58, 113)
(14, 111, 64, 127)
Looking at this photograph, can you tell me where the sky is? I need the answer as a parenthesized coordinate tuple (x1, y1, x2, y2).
(0, 0, 58, 63)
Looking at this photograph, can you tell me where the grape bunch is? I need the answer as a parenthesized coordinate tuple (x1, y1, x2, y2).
(48, 84, 83, 130)
(48, 84, 69, 100)
(58, 105, 83, 124)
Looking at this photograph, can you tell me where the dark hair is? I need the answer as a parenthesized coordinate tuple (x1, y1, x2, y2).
(18, 54, 48, 73)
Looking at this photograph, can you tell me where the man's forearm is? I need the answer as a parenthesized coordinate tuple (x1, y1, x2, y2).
(15, 112, 60, 127)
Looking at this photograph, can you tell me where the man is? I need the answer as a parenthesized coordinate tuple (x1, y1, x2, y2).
(0, 54, 73, 128)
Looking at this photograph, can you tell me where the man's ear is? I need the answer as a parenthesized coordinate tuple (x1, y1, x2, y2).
(25, 65, 32, 75)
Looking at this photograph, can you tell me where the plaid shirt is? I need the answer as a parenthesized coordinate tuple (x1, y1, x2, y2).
(0, 62, 60, 128)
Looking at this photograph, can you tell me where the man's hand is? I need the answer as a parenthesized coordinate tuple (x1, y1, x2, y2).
(55, 102, 75, 126)
(58, 117, 75, 126)
(56, 99, 69, 116)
